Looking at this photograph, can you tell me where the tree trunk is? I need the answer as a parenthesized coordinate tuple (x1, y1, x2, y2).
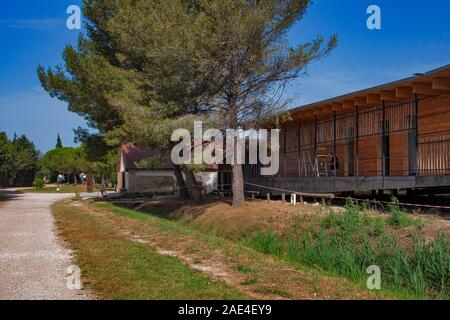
(182, 168, 203, 202)
(228, 75, 246, 207)
(232, 164, 245, 206)
(73, 173, 78, 185)
(174, 165, 190, 199)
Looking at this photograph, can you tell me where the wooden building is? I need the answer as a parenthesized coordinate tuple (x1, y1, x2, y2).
(244, 64, 450, 194)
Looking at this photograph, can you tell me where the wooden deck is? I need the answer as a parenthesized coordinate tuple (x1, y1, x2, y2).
(245, 176, 450, 194)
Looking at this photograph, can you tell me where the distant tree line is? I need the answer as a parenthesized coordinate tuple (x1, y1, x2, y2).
(41, 135, 117, 186)
(0, 131, 39, 187)
(0, 131, 116, 188)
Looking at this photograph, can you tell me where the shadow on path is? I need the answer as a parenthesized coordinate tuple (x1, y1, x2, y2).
(0, 189, 22, 202)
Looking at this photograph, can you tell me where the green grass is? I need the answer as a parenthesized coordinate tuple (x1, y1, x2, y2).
(85, 202, 375, 299)
(246, 200, 450, 300)
(93, 200, 450, 299)
(386, 198, 423, 229)
(94, 202, 152, 220)
(93, 202, 228, 248)
(20, 184, 105, 194)
(52, 201, 247, 300)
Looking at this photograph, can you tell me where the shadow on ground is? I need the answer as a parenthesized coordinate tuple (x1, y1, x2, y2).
(0, 189, 22, 202)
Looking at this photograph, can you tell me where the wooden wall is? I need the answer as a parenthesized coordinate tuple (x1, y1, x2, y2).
(275, 94, 450, 178)
(418, 94, 450, 175)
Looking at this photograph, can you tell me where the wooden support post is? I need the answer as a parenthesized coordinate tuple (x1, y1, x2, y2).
(300, 195, 304, 204)
(267, 193, 271, 202)
(291, 194, 297, 206)
(356, 106, 360, 180)
(322, 197, 327, 206)
(284, 122, 287, 178)
(381, 100, 386, 178)
(298, 118, 301, 177)
(282, 194, 286, 202)
(414, 94, 419, 176)
(333, 111, 337, 178)
(314, 115, 318, 164)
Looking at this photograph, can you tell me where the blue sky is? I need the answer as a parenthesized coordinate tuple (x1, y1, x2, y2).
(0, 0, 449, 152)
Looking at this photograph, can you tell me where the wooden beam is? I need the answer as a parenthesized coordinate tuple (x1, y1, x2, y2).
(322, 105, 333, 114)
(380, 90, 397, 101)
(367, 94, 381, 105)
(298, 110, 313, 118)
(396, 86, 414, 99)
(304, 110, 314, 118)
(432, 77, 450, 91)
(342, 100, 354, 111)
(313, 107, 323, 116)
(354, 97, 368, 107)
(330, 102, 342, 112)
(332, 102, 343, 112)
(413, 82, 439, 96)
(355, 96, 376, 110)
(413, 82, 448, 95)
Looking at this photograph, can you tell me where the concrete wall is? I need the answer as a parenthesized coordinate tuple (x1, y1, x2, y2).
(126, 170, 176, 193)
(120, 170, 219, 194)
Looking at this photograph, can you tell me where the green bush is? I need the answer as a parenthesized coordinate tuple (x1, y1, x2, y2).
(341, 199, 361, 234)
(387, 197, 418, 229)
(33, 177, 44, 189)
(321, 211, 341, 229)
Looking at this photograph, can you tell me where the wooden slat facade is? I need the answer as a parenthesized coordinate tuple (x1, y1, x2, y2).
(243, 65, 450, 194)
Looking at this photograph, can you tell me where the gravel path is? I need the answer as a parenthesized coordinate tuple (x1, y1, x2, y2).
(0, 190, 92, 300)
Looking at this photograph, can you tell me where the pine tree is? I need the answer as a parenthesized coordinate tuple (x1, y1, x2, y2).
(55, 134, 63, 149)
(38, 0, 337, 205)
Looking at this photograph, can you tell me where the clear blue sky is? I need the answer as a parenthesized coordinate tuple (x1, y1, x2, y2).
(1, 0, 449, 152)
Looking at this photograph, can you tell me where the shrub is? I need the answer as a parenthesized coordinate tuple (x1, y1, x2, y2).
(33, 177, 44, 189)
(341, 199, 361, 234)
(387, 197, 417, 229)
(367, 216, 386, 237)
(321, 211, 341, 229)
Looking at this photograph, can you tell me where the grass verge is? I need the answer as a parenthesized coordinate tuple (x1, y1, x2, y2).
(133, 198, 450, 300)
(21, 184, 106, 194)
(52, 201, 247, 300)
(53, 200, 375, 300)
(246, 200, 449, 299)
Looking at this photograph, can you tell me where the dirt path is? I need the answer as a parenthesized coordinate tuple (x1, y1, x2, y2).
(0, 190, 92, 300)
